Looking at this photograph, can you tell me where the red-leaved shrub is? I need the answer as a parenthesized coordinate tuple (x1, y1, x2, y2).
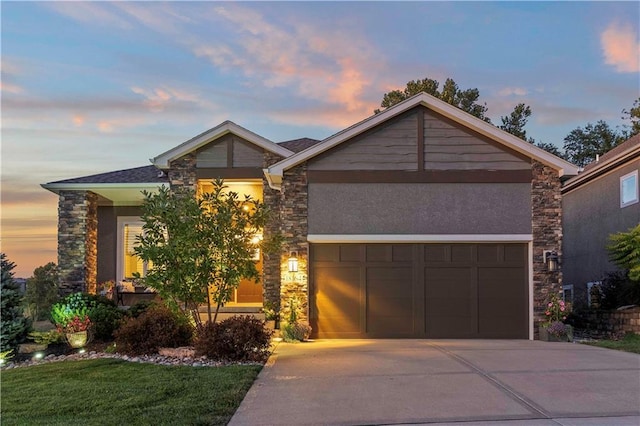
(194, 315, 272, 362)
(114, 305, 193, 355)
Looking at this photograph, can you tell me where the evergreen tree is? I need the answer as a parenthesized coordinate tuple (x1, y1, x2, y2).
(1, 253, 31, 353)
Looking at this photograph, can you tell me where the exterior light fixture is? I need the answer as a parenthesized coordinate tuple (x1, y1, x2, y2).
(544, 250, 559, 272)
(288, 251, 299, 273)
(33, 352, 44, 360)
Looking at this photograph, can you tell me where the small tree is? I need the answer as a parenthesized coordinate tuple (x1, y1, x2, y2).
(135, 180, 275, 328)
(1, 253, 31, 353)
(608, 224, 640, 282)
(25, 262, 59, 320)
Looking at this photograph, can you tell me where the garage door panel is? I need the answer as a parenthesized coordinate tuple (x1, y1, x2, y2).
(427, 315, 476, 338)
(426, 298, 473, 316)
(312, 266, 361, 335)
(367, 266, 414, 335)
(425, 268, 474, 298)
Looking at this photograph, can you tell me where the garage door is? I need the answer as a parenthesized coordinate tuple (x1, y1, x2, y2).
(310, 243, 528, 339)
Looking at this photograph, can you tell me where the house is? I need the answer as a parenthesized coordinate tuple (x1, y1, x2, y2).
(562, 134, 640, 308)
(42, 93, 579, 339)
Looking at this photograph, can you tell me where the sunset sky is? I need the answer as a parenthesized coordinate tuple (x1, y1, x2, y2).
(2, 1, 639, 277)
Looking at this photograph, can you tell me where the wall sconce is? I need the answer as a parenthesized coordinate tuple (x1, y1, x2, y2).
(544, 250, 559, 272)
(288, 251, 298, 273)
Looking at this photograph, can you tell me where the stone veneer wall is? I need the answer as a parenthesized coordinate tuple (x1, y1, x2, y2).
(531, 160, 563, 337)
(279, 164, 309, 323)
(168, 153, 197, 190)
(262, 153, 284, 315)
(577, 307, 640, 337)
(57, 190, 98, 296)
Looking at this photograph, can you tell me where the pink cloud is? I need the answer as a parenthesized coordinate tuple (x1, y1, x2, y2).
(72, 114, 85, 127)
(0, 82, 24, 94)
(601, 23, 640, 73)
(193, 5, 383, 115)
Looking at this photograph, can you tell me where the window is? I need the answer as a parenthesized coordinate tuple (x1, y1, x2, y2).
(562, 284, 574, 305)
(620, 170, 638, 208)
(117, 217, 150, 282)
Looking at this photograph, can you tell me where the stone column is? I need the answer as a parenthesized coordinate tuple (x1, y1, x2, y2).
(168, 153, 197, 191)
(262, 153, 284, 314)
(57, 190, 98, 296)
(279, 164, 309, 323)
(531, 160, 563, 337)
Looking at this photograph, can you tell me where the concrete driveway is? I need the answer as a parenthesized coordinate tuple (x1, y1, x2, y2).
(230, 339, 640, 426)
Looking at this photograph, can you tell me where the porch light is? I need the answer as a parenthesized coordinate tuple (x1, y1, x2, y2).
(288, 251, 299, 273)
(545, 251, 559, 272)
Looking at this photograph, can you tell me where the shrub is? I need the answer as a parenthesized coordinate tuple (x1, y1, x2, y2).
(88, 304, 123, 340)
(127, 300, 157, 318)
(51, 292, 123, 341)
(194, 316, 272, 362)
(282, 322, 312, 342)
(1, 253, 31, 354)
(600, 271, 640, 309)
(114, 305, 193, 355)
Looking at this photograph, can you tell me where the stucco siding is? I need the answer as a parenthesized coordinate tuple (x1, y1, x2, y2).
(424, 109, 531, 171)
(563, 160, 640, 292)
(308, 112, 418, 171)
(308, 183, 532, 235)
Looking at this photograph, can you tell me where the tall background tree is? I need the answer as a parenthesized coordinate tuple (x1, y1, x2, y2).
(135, 181, 275, 328)
(375, 77, 490, 121)
(24, 262, 59, 321)
(1, 253, 31, 354)
(562, 120, 624, 167)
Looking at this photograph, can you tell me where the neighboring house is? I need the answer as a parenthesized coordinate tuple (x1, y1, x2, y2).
(562, 135, 640, 308)
(42, 93, 579, 339)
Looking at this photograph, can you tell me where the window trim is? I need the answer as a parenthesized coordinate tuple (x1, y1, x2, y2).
(116, 216, 147, 283)
(620, 170, 639, 208)
(562, 284, 574, 305)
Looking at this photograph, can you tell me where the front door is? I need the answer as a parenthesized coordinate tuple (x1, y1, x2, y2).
(235, 255, 263, 303)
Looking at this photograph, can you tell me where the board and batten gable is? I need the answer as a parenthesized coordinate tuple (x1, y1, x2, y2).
(306, 106, 532, 235)
(196, 133, 264, 169)
(308, 110, 418, 171)
(423, 109, 531, 171)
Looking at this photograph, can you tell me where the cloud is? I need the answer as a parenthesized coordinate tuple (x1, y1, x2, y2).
(72, 114, 85, 127)
(497, 87, 528, 97)
(0, 82, 24, 94)
(45, 2, 132, 29)
(192, 5, 381, 116)
(130, 86, 203, 113)
(601, 22, 640, 73)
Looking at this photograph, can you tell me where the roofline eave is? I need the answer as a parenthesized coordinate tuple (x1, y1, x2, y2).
(267, 93, 580, 178)
(152, 121, 294, 169)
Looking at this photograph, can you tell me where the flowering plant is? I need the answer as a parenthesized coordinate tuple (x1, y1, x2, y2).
(544, 293, 568, 324)
(57, 315, 92, 333)
(543, 293, 572, 339)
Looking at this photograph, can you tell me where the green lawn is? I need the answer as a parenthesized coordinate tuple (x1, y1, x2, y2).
(585, 333, 640, 354)
(1, 359, 261, 426)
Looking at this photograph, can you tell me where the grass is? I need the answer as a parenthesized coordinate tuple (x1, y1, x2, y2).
(584, 332, 640, 354)
(1, 358, 261, 426)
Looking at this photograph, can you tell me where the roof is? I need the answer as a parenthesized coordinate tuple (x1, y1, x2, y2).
(265, 92, 580, 190)
(152, 121, 294, 168)
(278, 138, 322, 153)
(44, 165, 168, 185)
(563, 134, 640, 193)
